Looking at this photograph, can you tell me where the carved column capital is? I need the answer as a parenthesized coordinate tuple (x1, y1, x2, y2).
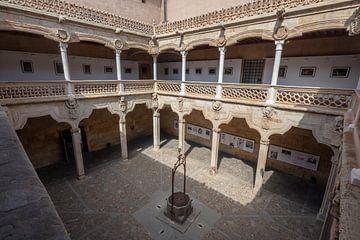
(212, 128, 221, 133)
(260, 138, 270, 145)
(71, 128, 81, 134)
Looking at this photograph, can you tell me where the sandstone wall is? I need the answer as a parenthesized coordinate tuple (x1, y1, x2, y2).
(126, 104, 153, 142)
(160, 108, 333, 187)
(16, 116, 69, 169)
(70, 0, 161, 23)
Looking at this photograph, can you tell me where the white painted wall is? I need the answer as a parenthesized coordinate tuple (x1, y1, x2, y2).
(0, 50, 139, 81)
(262, 55, 360, 89)
(158, 59, 242, 83)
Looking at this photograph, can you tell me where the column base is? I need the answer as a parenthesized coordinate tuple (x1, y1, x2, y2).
(153, 146, 160, 151)
(121, 157, 129, 162)
(209, 167, 217, 175)
(77, 174, 86, 180)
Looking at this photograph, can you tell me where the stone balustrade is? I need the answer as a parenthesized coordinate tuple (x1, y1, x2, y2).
(0, 0, 153, 35)
(0, 80, 355, 113)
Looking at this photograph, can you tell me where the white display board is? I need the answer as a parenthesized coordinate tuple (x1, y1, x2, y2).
(220, 133, 255, 153)
(186, 123, 211, 140)
(268, 145, 319, 171)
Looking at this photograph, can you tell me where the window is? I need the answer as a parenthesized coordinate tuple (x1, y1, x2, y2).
(242, 59, 265, 83)
(224, 67, 233, 75)
(54, 61, 64, 75)
(208, 68, 216, 75)
(331, 67, 350, 78)
(278, 66, 287, 78)
(20, 60, 33, 73)
(164, 68, 169, 75)
(125, 68, 132, 74)
(300, 67, 316, 77)
(104, 66, 113, 73)
(173, 68, 179, 74)
(186, 68, 190, 74)
(83, 64, 91, 74)
(195, 68, 202, 75)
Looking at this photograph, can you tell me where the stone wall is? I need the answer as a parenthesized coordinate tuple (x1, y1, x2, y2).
(126, 104, 153, 142)
(160, 108, 333, 187)
(16, 116, 69, 169)
(81, 109, 120, 152)
(70, 0, 161, 23)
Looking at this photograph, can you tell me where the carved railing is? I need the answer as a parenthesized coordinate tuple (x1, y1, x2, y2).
(156, 81, 181, 95)
(155, 0, 325, 35)
(0, 80, 356, 112)
(123, 80, 154, 93)
(73, 81, 119, 96)
(222, 84, 268, 102)
(185, 82, 216, 97)
(1, 0, 153, 35)
(0, 81, 67, 99)
(275, 87, 354, 109)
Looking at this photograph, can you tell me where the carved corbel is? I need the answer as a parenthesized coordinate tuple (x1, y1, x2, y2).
(148, 37, 160, 55)
(65, 95, 79, 120)
(273, 25, 288, 41)
(177, 97, 184, 112)
(349, 8, 360, 36)
(151, 93, 159, 111)
(119, 96, 127, 113)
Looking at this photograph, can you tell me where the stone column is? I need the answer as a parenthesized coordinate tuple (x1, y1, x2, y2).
(153, 55, 158, 80)
(71, 127, 85, 179)
(115, 49, 124, 93)
(178, 118, 186, 154)
(317, 151, 340, 220)
(267, 40, 284, 104)
(210, 128, 221, 175)
(216, 47, 226, 99)
(356, 75, 360, 90)
(180, 50, 187, 95)
(59, 42, 72, 95)
(254, 138, 270, 193)
(119, 117, 128, 160)
(153, 111, 160, 150)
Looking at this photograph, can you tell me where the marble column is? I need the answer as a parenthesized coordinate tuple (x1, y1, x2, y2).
(153, 111, 160, 150)
(180, 50, 187, 95)
(59, 42, 72, 95)
(216, 47, 226, 99)
(178, 118, 186, 154)
(119, 118, 128, 160)
(210, 128, 221, 175)
(254, 138, 270, 193)
(153, 55, 158, 80)
(267, 40, 284, 104)
(115, 49, 124, 93)
(71, 127, 85, 179)
(317, 150, 340, 220)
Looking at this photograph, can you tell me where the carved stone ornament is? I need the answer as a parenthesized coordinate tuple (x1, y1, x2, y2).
(262, 106, 276, 119)
(276, 8, 286, 20)
(65, 94, 79, 119)
(119, 97, 127, 113)
(216, 35, 227, 47)
(212, 101, 222, 111)
(56, 29, 70, 42)
(152, 93, 159, 110)
(333, 116, 344, 133)
(58, 15, 67, 23)
(148, 38, 159, 55)
(273, 26, 288, 40)
(115, 28, 123, 34)
(349, 9, 360, 36)
(114, 39, 124, 50)
(178, 97, 184, 112)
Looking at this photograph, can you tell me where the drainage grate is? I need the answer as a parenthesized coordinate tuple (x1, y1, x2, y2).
(159, 229, 165, 235)
(198, 223, 204, 228)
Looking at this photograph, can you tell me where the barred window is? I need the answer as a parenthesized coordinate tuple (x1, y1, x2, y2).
(242, 59, 265, 84)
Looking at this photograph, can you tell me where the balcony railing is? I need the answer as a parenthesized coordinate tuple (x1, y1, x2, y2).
(0, 80, 355, 113)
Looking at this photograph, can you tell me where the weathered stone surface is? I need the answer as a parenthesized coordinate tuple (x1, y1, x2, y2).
(0, 106, 69, 240)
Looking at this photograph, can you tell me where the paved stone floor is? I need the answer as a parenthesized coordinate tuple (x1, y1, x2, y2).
(38, 135, 325, 240)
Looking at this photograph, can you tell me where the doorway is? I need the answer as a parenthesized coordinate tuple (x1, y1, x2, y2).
(139, 63, 151, 79)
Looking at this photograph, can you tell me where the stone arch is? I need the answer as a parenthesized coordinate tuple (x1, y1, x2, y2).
(16, 115, 72, 169)
(186, 37, 215, 51)
(268, 126, 334, 187)
(159, 43, 180, 52)
(126, 41, 149, 52)
(76, 33, 114, 48)
(226, 29, 273, 46)
(287, 20, 348, 40)
(0, 21, 53, 39)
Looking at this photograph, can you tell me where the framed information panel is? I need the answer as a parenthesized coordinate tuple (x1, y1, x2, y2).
(220, 133, 255, 153)
(268, 145, 319, 171)
(186, 123, 211, 140)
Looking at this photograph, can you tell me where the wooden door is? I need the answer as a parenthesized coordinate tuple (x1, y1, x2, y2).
(139, 63, 151, 79)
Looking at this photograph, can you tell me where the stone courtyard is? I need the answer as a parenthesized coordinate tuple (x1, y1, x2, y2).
(38, 136, 324, 240)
